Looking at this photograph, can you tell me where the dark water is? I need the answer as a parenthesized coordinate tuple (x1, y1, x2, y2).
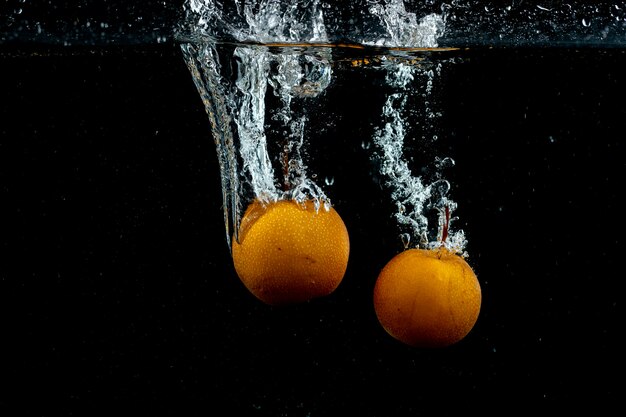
(2, 42, 623, 414)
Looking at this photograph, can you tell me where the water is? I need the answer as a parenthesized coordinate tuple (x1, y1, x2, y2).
(2, 0, 624, 414)
(179, 1, 468, 253)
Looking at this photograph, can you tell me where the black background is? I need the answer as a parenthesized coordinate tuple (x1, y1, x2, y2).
(1, 41, 623, 416)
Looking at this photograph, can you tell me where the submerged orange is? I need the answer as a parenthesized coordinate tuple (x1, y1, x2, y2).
(231, 199, 350, 305)
(373, 248, 481, 348)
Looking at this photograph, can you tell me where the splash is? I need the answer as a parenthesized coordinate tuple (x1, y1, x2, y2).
(3, 0, 626, 46)
(181, 0, 446, 48)
(185, 0, 329, 43)
(180, 0, 463, 249)
(367, 0, 445, 47)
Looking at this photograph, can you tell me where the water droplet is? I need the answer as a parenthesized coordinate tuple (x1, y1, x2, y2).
(361, 140, 371, 150)
(324, 176, 334, 186)
(582, 18, 591, 27)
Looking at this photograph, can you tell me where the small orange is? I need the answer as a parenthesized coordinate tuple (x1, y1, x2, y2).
(231, 199, 350, 305)
(373, 248, 481, 348)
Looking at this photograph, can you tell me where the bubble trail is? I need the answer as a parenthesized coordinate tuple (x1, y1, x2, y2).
(181, 1, 335, 245)
(370, 58, 466, 254)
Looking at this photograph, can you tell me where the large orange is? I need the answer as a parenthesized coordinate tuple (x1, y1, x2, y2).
(373, 248, 481, 348)
(231, 199, 350, 305)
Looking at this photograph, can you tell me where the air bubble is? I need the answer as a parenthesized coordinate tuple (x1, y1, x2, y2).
(432, 179, 451, 196)
(400, 233, 411, 249)
(436, 157, 455, 169)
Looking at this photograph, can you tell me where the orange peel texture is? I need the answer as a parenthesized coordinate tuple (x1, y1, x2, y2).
(373, 248, 481, 348)
(231, 199, 350, 305)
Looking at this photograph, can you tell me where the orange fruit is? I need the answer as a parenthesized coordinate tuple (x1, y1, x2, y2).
(231, 199, 350, 305)
(373, 248, 481, 348)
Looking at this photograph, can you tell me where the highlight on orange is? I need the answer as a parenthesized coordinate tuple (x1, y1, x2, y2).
(373, 247, 482, 348)
(231, 199, 350, 305)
